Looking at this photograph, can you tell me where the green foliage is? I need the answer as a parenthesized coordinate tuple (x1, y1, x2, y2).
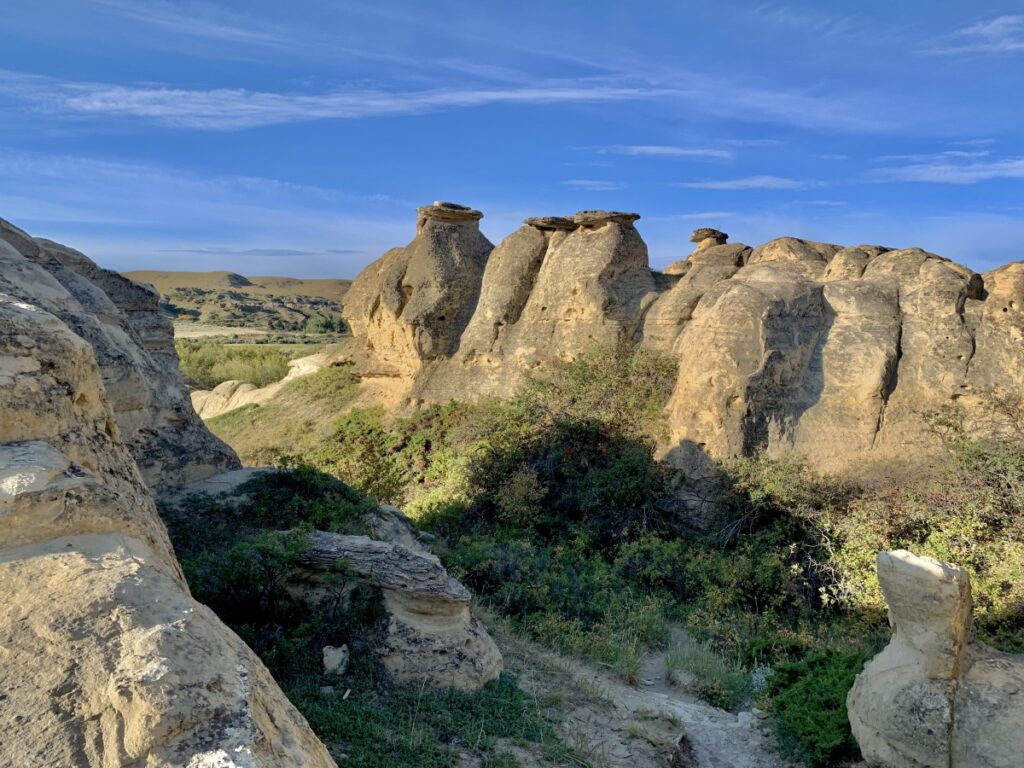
(310, 408, 405, 503)
(767, 650, 872, 768)
(175, 339, 301, 387)
(302, 314, 347, 333)
(665, 642, 751, 711)
(282, 363, 361, 405)
(161, 467, 581, 767)
(295, 667, 579, 768)
(240, 461, 376, 533)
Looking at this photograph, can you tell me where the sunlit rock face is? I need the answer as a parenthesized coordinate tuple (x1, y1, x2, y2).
(343, 210, 1024, 474)
(0, 240, 335, 767)
(848, 550, 1024, 768)
(0, 218, 239, 490)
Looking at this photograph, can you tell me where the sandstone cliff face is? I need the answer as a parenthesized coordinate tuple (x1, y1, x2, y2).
(0, 218, 239, 489)
(0, 272, 333, 765)
(341, 206, 1024, 473)
(848, 550, 1024, 768)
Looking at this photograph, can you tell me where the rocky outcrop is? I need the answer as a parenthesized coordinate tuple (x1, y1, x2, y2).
(343, 201, 493, 377)
(170, 468, 503, 692)
(408, 209, 660, 401)
(190, 349, 331, 419)
(340, 210, 1024, 473)
(297, 531, 503, 691)
(0, 218, 239, 489)
(0, 283, 333, 765)
(847, 550, 1024, 768)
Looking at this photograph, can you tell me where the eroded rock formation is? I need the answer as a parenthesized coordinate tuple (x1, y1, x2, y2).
(169, 469, 504, 692)
(297, 530, 503, 691)
(848, 550, 1024, 768)
(340, 209, 1024, 473)
(0, 218, 238, 489)
(0, 281, 333, 764)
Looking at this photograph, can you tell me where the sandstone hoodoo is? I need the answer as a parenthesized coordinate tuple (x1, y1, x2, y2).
(338, 203, 1024, 474)
(848, 550, 1024, 768)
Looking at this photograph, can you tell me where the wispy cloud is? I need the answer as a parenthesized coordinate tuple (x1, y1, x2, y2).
(645, 211, 733, 222)
(93, 0, 289, 47)
(159, 247, 364, 257)
(0, 149, 409, 275)
(680, 176, 811, 190)
(0, 69, 676, 130)
(750, 5, 867, 41)
(922, 15, 1024, 55)
(596, 145, 732, 160)
(871, 154, 1024, 184)
(563, 179, 624, 191)
(875, 150, 991, 163)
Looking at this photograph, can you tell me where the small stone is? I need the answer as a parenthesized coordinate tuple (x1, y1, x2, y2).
(752, 707, 768, 720)
(322, 644, 350, 676)
(737, 711, 756, 729)
(320, 686, 335, 695)
(690, 227, 728, 245)
(416, 201, 483, 223)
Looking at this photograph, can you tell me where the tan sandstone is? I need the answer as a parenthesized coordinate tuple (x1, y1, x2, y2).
(0, 279, 334, 766)
(848, 550, 1024, 768)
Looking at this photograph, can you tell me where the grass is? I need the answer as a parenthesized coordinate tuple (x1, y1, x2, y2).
(160, 468, 588, 768)
(665, 641, 751, 711)
(176, 338, 330, 388)
(205, 364, 361, 463)
(293, 668, 587, 768)
(195, 338, 1024, 766)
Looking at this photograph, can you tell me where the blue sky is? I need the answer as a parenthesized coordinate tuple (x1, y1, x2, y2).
(1, 1, 1022, 277)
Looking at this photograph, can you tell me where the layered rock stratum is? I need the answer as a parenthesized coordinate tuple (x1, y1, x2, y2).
(0, 219, 239, 489)
(848, 550, 1024, 768)
(338, 203, 1024, 473)
(0, 218, 334, 766)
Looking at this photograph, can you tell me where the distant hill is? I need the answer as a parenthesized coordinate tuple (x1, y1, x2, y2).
(124, 270, 351, 332)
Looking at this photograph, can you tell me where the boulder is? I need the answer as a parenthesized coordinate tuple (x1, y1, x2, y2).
(848, 550, 1024, 768)
(294, 531, 503, 691)
(341, 201, 493, 377)
(689, 226, 729, 252)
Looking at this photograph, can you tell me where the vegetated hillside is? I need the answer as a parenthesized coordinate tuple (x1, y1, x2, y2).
(204, 341, 1024, 768)
(125, 270, 351, 331)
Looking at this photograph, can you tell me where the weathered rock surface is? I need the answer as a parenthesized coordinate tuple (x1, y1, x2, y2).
(343, 201, 493, 377)
(408, 209, 659, 401)
(296, 531, 503, 691)
(0, 286, 333, 765)
(848, 550, 1024, 768)
(190, 350, 331, 419)
(339, 206, 1024, 473)
(0, 218, 239, 489)
(169, 469, 502, 691)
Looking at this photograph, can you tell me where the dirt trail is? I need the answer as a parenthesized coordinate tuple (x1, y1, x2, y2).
(490, 621, 796, 768)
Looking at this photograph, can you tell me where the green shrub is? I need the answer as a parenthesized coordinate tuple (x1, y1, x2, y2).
(310, 408, 405, 504)
(175, 339, 294, 388)
(768, 649, 872, 768)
